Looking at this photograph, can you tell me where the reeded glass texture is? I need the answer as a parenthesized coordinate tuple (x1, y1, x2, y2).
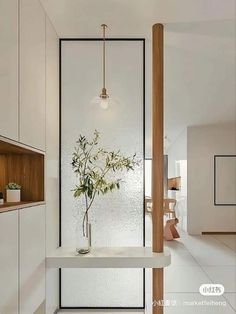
(61, 40, 144, 307)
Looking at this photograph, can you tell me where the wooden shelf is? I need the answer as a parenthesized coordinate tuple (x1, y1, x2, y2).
(46, 247, 171, 269)
(0, 201, 45, 214)
(0, 137, 45, 207)
(0, 136, 45, 155)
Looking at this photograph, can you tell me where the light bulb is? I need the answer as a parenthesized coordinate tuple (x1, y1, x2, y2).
(90, 95, 117, 110)
(99, 97, 109, 110)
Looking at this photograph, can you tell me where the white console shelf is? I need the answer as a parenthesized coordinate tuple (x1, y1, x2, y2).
(46, 247, 171, 269)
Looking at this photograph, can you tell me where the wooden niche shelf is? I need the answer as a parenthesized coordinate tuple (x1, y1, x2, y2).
(0, 137, 45, 213)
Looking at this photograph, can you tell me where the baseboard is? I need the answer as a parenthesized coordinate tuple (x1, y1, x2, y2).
(202, 231, 236, 235)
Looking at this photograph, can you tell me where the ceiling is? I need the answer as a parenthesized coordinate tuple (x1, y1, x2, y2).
(40, 0, 236, 152)
(40, 0, 235, 38)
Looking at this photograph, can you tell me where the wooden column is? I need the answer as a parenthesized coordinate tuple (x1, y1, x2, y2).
(152, 23, 164, 314)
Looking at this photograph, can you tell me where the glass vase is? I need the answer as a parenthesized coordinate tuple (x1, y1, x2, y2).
(76, 218, 91, 255)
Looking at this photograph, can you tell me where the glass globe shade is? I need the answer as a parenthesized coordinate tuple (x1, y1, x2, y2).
(99, 97, 109, 110)
(91, 96, 114, 110)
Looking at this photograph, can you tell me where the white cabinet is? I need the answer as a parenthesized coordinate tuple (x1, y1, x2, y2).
(20, 0, 46, 150)
(0, 206, 46, 314)
(0, 0, 47, 148)
(19, 205, 45, 314)
(0, 211, 19, 314)
(0, 0, 18, 140)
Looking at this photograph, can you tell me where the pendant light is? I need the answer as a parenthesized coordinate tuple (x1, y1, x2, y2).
(91, 24, 112, 110)
(99, 24, 109, 109)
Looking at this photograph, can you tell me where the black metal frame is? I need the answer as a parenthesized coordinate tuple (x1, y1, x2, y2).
(59, 38, 146, 310)
(214, 155, 236, 206)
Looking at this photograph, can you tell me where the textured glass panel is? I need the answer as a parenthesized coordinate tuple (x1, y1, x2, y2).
(61, 40, 144, 307)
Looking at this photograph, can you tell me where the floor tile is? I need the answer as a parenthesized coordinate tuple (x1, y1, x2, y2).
(178, 232, 236, 266)
(165, 265, 211, 292)
(224, 293, 236, 311)
(202, 266, 236, 292)
(164, 240, 198, 266)
(213, 235, 236, 252)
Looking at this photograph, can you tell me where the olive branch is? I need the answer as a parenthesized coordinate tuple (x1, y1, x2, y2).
(72, 130, 139, 235)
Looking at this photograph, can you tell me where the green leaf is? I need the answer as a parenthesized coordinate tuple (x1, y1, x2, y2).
(72, 130, 139, 203)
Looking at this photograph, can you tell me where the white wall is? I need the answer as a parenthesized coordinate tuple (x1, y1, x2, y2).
(45, 17, 59, 314)
(166, 129, 187, 231)
(166, 129, 187, 178)
(187, 123, 236, 234)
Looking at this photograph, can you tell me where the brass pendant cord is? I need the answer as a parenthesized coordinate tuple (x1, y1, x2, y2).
(101, 24, 107, 91)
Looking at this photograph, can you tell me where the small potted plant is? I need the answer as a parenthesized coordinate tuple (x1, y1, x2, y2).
(5, 182, 21, 203)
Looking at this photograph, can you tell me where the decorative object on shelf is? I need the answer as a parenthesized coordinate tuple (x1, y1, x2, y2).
(72, 130, 139, 254)
(91, 24, 115, 110)
(163, 198, 177, 219)
(5, 182, 21, 203)
(168, 176, 181, 191)
(0, 192, 4, 204)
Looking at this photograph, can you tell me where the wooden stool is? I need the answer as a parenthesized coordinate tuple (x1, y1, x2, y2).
(164, 218, 180, 241)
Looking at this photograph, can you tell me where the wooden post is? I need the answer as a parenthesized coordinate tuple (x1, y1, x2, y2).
(152, 23, 164, 314)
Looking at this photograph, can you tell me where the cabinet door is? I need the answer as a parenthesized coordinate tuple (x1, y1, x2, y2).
(0, 0, 18, 140)
(0, 211, 18, 314)
(20, 0, 46, 150)
(19, 205, 45, 314)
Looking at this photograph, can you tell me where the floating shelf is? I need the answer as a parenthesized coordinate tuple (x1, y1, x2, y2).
(46, 247, 171, 269)
(0, 201, 45, 214)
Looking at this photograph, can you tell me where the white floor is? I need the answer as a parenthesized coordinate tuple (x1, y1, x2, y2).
(164, 231, 236, 313)
(58, 228, 236, 314)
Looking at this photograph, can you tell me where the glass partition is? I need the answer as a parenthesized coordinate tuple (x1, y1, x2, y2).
(60, 39, 145, 308)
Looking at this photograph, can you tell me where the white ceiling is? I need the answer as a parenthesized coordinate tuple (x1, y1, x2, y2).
(40, 0, 236, 152)
(40, 0, 235, 38)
